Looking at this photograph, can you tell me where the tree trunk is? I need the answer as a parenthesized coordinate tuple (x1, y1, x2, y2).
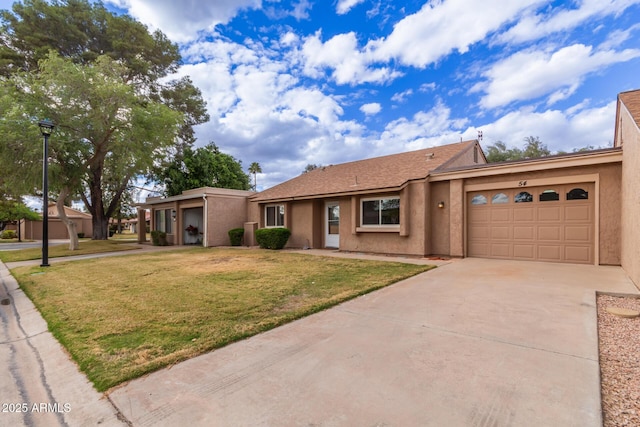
(56, 188, 79, 250)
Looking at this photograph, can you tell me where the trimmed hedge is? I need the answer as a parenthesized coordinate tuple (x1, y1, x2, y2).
(228, 228, 244, 246)
(0, 230, 17, 239)
(150, 230, 168, 246)
(255, 228, 291, 250)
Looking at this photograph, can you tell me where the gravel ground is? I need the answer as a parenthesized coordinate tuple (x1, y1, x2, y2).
(597, 294, 640, 427)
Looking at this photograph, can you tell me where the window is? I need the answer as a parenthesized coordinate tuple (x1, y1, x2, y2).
(361, 197, 400, 226)
(265, 205, 285, 227)
(515, 191, 533, 203)
(539, 189, 559, 201)
(471, 195, 487, 205)
(567, 188, 589, 200)
(492, 193, 509, 204)
(154, 209, 173, 233)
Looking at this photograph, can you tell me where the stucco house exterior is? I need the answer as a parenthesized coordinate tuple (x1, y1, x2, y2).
(18, 204, 92, 240)
(140, 187, 254, 247)
(138, 89, 640, 286)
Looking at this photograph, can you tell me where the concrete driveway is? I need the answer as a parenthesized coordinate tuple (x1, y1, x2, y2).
(105, 257, 638, 427)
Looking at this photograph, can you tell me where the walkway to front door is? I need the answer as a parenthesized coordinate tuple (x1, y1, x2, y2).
(325, 202, 339, 248)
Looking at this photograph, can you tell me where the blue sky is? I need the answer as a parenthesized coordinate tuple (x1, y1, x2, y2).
(3, 0, 640, 192)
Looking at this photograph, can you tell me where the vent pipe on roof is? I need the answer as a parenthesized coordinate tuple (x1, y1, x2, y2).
(426, 152, 435, 160)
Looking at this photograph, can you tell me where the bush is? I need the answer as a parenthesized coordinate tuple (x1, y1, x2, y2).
(150, 230, 168, 246)
(228, 228, 244, 246)
(0, 230, 17, 239)
(255, 228, 291, 250)
(77, 232, 85, 238)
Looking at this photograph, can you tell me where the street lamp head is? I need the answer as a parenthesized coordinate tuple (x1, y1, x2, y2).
(38, 119, 55, 136)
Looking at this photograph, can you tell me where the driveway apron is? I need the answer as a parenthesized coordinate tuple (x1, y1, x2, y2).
(107, 258, 638, 426)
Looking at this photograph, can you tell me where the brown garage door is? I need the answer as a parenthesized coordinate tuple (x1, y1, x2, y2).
(468, 183, 594, 264)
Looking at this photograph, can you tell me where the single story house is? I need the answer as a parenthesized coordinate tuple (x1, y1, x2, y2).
(139, 89, 640, 287)
(139, 187, 254, 246)
(18, 203, 93, 240)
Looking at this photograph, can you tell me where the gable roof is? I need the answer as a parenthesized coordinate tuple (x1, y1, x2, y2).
(618, 89, 640, 129)
(252, 140, 478, 202)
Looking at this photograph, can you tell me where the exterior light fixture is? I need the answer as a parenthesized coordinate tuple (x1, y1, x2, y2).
(438, 201, 445, 209)
(38, 119, 55, 267)
(171, 209, 177, 221)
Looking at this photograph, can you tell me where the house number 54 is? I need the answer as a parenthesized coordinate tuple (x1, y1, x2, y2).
(518, 180, 528, 187)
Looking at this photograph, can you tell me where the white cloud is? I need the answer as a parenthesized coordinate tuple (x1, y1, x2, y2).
(301, 31, 402, 84)
(478, 101, 616, 152)
(360, 103, 382, 115)
(367, 0, 542, 68)
(336, 0, 365, 15)
(391, 89, 413, 103)
(495, 0, 640, 45)
(105, 0, 261, 42)
(474, 44, 640, 108)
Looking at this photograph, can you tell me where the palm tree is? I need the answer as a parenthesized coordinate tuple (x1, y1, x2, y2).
(248, 162, 262, 191)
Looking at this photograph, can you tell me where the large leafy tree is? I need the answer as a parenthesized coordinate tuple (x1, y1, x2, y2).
(485, 136, 553, 162)
(0, 53, 183, 243)
(158, 143, 250, 196)
(0, 199, 40, 239)
(0, 0, 208, 240)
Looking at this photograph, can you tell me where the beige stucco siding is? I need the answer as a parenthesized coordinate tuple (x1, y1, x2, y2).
(430, 181, 450, 256)
(206, 195, 249, 246)
(618, 105, 640, 285)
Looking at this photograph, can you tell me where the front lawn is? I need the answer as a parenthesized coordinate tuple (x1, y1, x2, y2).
(12, 248, 434, 391)
(0, 239, 139, 262)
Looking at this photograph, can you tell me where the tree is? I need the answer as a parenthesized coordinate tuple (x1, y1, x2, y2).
(157, 143, 250, 196)
(248, 162, 262, 191)
(0, 0, 208, 240)
(521, 136, 551, 159)
(484, 141, 523, 162)
(0, 199, 40, 232)
(485, 136, 552, 163)
(0, 53, 183, 244)
(303, 164, 322, 174)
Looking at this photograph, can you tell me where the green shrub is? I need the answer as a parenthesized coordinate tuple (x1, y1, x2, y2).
(228, 228, 244, 246)
(0, 230, 17, 239)
(150, 230, 168, 246)
(77, 232, 85, 238)
(255, 228, 291, 250)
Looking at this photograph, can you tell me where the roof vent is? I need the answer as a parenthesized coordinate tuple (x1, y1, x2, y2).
(425, 152, 435, 159)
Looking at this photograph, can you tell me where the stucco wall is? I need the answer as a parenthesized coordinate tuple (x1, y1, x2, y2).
(206, 195, 249, 246)
(286, 200, 316, 249)
(430, 181, 450, 256)
(618, 106, 640, 286)
(339, 182, 427, 256)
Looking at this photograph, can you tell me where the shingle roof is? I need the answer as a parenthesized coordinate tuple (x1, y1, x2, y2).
(619, 89, 640, 128)
(252, 140, 477, 202)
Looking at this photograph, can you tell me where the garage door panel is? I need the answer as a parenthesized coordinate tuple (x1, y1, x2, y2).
(513, 245, 535, 259)
(491, 244, 511, 257)
(513, 207, 535, 221)
(513, 226, 535, 240)
(491, 226, 510, 239)
(538, 226, 561, 241)
(467, 183, 594, 264)
(538, 245, 562, 261)
(565, 246, 591, 263)
(565, 205, 591, 222)
(565, 226, 591, 242)
(538, 206, 561, 221)
(491, 209, 511, 222)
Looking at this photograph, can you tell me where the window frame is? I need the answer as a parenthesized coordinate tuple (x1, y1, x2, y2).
(360, 196, 400, 228)
(265, 204, 285, 228)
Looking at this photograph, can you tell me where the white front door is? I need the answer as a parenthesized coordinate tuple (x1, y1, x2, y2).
(325, 202, 340, 248)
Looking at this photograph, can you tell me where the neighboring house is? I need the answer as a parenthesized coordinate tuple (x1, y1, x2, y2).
(137, 89, 640, 287)
(21, 204, 93, 239)
(140, 187, 254, 247)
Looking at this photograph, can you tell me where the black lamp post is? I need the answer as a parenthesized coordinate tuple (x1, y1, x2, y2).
(38, 119, 55, 267)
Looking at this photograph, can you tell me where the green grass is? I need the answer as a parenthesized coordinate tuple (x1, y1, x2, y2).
(0, 239, 139, 262)
(12, 248, 434, 391)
